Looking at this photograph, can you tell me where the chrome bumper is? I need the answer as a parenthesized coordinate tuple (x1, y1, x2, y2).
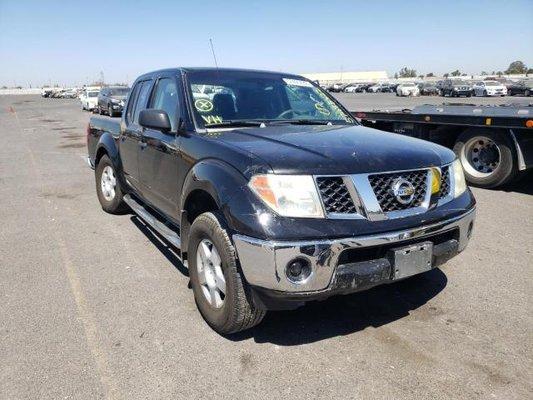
(233, 208, 475, 293)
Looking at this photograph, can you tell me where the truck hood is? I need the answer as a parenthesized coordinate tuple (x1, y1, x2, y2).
(209, 124, 455, 175)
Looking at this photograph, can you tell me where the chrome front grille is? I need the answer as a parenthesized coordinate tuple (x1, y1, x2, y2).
(440, 166, 451, 198)
(316, 177, 357, 214)
(315, 165, 454, 220)
(368, 170, 428, 212)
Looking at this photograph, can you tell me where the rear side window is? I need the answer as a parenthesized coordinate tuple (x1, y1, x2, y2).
(125, 83, 141, 124)
(133, 81, 152, 124)
(149, 78, 179, 131)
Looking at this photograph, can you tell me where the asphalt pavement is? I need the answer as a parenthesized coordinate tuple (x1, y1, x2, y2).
(1, 95, 532, 400)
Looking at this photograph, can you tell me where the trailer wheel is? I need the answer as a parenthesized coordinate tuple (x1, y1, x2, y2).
(453, 129, 517, 188)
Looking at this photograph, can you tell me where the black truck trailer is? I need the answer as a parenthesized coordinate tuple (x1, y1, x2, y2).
(353, 103, 533, 188)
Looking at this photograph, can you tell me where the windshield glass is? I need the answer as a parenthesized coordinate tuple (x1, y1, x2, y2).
(186, 70, 354, 127)
(109, 88, 129, 96)
(87, 91, 99, 97)
(484, 81, 500, 86)
(452, 80, 468, 85)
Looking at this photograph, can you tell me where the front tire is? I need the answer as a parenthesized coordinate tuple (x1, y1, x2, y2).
(95, 155, 128, 213)
(453, 129, 518, 188)
(188, 211, 265, 334)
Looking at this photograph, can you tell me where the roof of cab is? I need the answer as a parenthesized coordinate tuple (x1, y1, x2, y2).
(134, 67, 305, 81)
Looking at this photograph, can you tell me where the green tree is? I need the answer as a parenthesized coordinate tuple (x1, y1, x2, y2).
(481, 71, 488, 76)
(496, 71, 503, 77)
(444, 73, 449, 78)
(505, 61, 527, 75)
(426, 72, 434, 77)
(450, 69, 462, 77)
(527, 68, 533, 75)
(394, 73, 399, 79)
(397, 67, 417, 78)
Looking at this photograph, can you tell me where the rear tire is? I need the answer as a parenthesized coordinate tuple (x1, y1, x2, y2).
(188, 211, 266, 334)
(95, 155, 128, 213)
(453, 129, 517, 188)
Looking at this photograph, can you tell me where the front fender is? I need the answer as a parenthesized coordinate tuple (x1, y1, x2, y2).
(179, 159, 274, 249)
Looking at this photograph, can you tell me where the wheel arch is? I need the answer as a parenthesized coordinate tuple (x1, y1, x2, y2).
(179, 159, 251, 252)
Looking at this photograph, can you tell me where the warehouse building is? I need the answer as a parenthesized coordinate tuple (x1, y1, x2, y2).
(301, 71, 388, 84)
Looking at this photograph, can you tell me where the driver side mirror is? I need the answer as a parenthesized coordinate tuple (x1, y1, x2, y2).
(139, 109, 172, 132)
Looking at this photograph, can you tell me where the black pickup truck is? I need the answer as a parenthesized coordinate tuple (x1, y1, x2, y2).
(87, 68, 476, 334)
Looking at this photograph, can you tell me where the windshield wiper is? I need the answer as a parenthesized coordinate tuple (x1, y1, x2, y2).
(205, 120, 265, 128)
(268, 119, 334, 126)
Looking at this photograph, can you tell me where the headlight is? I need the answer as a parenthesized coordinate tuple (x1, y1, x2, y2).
(452, 159, 467, 197)
(249, 174, 324, 218)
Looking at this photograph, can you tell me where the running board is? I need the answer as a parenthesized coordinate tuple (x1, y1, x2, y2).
(124, 194, 181, 249)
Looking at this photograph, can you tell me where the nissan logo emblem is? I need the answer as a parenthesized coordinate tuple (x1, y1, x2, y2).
(392, 178, 415, 205)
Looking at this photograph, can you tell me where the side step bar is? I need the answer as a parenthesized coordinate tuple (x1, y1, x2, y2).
(124, 194, 181, 249)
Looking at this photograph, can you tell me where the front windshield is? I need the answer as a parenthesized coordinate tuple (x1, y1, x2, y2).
(87, 91, 99, 97)
(186, 71, 354, 127)
(109, 88, 129, 96)
(484, 81, 499, 86)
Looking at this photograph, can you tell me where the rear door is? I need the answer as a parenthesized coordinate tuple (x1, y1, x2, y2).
(119, 79, 152, 191)
(138, 74, 181, 218)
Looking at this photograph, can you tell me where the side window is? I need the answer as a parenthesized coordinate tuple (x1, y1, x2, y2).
(125, 83, 141, 125)
(133, 81, 152, 124)
(149, 78, 179, 130)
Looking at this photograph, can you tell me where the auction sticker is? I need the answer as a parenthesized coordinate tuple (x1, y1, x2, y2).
(195, 98, 213, 112)
(314, 102, 331, 116)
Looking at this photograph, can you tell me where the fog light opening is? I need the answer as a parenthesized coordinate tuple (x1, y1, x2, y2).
(285, 258, 312, 284)
(467, 221, 474, 239)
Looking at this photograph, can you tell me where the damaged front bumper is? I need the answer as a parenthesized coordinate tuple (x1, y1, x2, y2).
(233, 207, 475, 307)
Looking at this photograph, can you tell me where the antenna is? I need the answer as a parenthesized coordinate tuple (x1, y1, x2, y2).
(209, 38, 219, 69)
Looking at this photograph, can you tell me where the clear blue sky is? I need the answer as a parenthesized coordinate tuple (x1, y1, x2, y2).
(1, 0, 532, 87)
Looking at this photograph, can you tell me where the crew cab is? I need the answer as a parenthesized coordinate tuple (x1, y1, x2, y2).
(87, 68, 476, 334)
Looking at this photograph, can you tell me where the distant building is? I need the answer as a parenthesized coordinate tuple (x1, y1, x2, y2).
(301, 71, 388, 84)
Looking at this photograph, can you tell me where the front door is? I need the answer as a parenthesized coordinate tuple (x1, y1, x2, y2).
(138, 76, 181, 219)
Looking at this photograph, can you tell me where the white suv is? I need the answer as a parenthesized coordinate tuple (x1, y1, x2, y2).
(396, 83, 420, 97)
(472, 81, 507, 97)
(80, 89, 100, 111)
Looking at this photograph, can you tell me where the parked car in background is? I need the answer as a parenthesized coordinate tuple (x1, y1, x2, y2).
(419, 82, 440, 96)
(472, 81, 507, 97)
(41, 88, 55, 97)
(50, 89, 65, 98)
(368, 83, 393, 93)
(366, 83, 382, 93)
(396, 82, 420, 97)
(61, 89, 78, 99)
(80, 89, 100, 111)
(97, 86, 130, 117)
(327, 83, 345, 93)
(379, 84, 394, 93)
(507, 80, 533, 96)
(440, 80, 472, 97)
(344, 83, 367, 93)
